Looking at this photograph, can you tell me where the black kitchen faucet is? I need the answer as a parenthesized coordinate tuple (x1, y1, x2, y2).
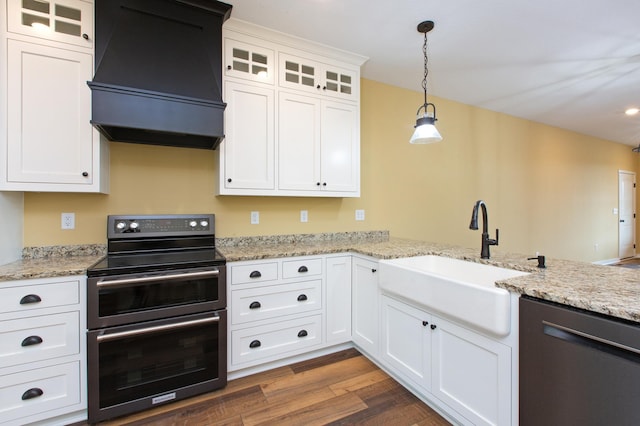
(469, 200, 499, 259)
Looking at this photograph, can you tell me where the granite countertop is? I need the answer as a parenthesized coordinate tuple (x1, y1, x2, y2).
(1, 233, 638, 323)
(219, 233, 640, 323)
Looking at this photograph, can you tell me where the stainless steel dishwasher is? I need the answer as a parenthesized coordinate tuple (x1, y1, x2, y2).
(520, 296, 640, 425)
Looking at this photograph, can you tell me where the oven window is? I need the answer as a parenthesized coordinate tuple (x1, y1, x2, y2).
(97, 313, 222, 408)
(98, 272, 219, 317)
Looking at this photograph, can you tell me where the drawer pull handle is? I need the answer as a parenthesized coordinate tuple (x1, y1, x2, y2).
(298, 329, 308, 338)
(20, 294, 42, 305)
(298, 266, 308, 273)
(249, 340, 261, 349)
(21, 335, 43, 347)
(297, 294, 308, 302)
(21, 388, 43, 400)
(249, 301, 261, 309)
(249, 270, 262, 278)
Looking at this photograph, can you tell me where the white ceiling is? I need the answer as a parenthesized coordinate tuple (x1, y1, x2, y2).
(224, 0, 640, 147)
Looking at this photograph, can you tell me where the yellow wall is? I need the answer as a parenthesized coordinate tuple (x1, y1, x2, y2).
(24, 78, 638, 262)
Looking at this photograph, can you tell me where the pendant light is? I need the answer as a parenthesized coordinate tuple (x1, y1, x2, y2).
(410, 20, 442, 144)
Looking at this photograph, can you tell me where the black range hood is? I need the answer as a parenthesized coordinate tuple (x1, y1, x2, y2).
(89, 0, 232, 150)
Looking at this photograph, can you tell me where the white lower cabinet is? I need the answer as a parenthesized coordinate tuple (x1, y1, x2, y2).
(351, 256, 379, 357)
(325, 256, 351, 344)
(381, 294, 512, 426)
(228, 256, 327, 371)
(0, 276, 87, 426)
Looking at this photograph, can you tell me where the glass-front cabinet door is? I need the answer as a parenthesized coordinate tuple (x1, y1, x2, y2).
(7, 0, 93, 48)
(224, 38, 275, 85)
(279, 52, 358, 101)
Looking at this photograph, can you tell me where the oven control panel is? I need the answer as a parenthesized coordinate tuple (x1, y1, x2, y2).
(108, 214, 215, 238)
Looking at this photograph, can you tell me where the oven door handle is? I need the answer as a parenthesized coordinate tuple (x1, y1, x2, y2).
(96, 270, 219, 288)
(96, 316, 220, 342)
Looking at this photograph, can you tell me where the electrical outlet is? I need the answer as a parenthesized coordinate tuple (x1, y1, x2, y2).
(250, 211, 260, 225)
(61, 212, 75, 230)
(355, 209, 365, 221)
(300, 210, 308, 223)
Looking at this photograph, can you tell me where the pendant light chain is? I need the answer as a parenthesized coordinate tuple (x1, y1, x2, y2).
(422, 28, 429, 106)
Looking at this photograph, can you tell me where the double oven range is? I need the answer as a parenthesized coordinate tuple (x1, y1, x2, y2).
(86, 214, 227, 423)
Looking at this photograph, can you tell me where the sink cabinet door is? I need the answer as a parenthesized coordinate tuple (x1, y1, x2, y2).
(431, 315, 511, 426)
(381, 295, 432, 391)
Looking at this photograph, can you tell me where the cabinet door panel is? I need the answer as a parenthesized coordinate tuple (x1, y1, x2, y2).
(321, 101, 359, 192)
(432, 316, 511, 426)
(278, 91, 321, 190)
(7, 40, 94, 185)
(326, 256, 352, 344)
(7, 0, 93, 49)
(351, 258, 379, 356)
(223, 81, 274, 190)
(381, 296, 431, 389)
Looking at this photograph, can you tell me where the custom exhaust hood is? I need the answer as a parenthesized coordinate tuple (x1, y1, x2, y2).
(88, 0, 232, 150)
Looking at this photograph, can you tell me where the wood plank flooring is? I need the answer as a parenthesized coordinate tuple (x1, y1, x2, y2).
(81, 348, 451, 425)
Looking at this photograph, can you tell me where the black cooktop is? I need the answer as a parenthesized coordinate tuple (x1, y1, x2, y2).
(87, 248, 226, 277)
(87, 214, 226, 277)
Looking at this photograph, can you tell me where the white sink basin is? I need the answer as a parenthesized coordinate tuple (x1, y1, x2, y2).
(378, 255, 529, 336)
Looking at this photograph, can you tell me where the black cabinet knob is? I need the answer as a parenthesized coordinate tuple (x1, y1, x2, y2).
(249, 301, 261, 309)
(298, 265, 308, 273)
(19, 294, 41, 305)
(249, 270, 262, 278)
(371, 269, 377, 273)
(227, 178, 232, 183)
(322, 182, 327, 186)
(422, 321, 429, 327)
(227, 65, 232, 70)
(22, 388, 43, 400)
(316, 182, 321, 186)
(297, 294, 308, 302)
(249, 340, 261, 348)
(316, 84, 321, 89)
(430, 324, 437, 330)
(21, 336, 43, 347)
(82, 171, 89, 177)
(298, 330, 308, 338)
(82, 33, 89, 40)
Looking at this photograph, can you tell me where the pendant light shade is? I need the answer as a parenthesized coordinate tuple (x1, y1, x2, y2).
(410, 20, 442, 144)
(410, 104, 442, 144)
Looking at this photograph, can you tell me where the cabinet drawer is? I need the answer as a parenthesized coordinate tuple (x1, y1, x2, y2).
(230, 262, 279, 285)
(0, 280, 80, 314)
(231, 315, 322, 366)
(0, 361, 81, 424)
(0, 311, 80, 368)
(282, 258, 322, 279)
(231, 280, 321, 325)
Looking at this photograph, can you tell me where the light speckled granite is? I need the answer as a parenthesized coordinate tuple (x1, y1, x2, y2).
(0, 245, 106, 282)
(2, 235, 638, 324)
(220, 234, 640, 324)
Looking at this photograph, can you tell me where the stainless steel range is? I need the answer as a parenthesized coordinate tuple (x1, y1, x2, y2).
(86, 214, 227, 423)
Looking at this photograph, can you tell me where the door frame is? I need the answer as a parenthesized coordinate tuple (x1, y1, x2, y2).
(618, 170, 636, 259)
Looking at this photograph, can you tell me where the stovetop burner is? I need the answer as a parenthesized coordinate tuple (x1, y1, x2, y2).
(87, 214, 225, 277)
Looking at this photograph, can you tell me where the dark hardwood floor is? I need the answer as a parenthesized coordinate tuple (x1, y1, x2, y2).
(81, 348, 451, 425)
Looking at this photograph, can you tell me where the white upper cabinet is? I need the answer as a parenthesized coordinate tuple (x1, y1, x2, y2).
(279, 53, 358, 102)
(224, 37, 274, 85)
(1, 0, 109, 193)
(221, 80, 275, 192)
(7, 0, 93, 49)
(218, 18, 367, 197)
